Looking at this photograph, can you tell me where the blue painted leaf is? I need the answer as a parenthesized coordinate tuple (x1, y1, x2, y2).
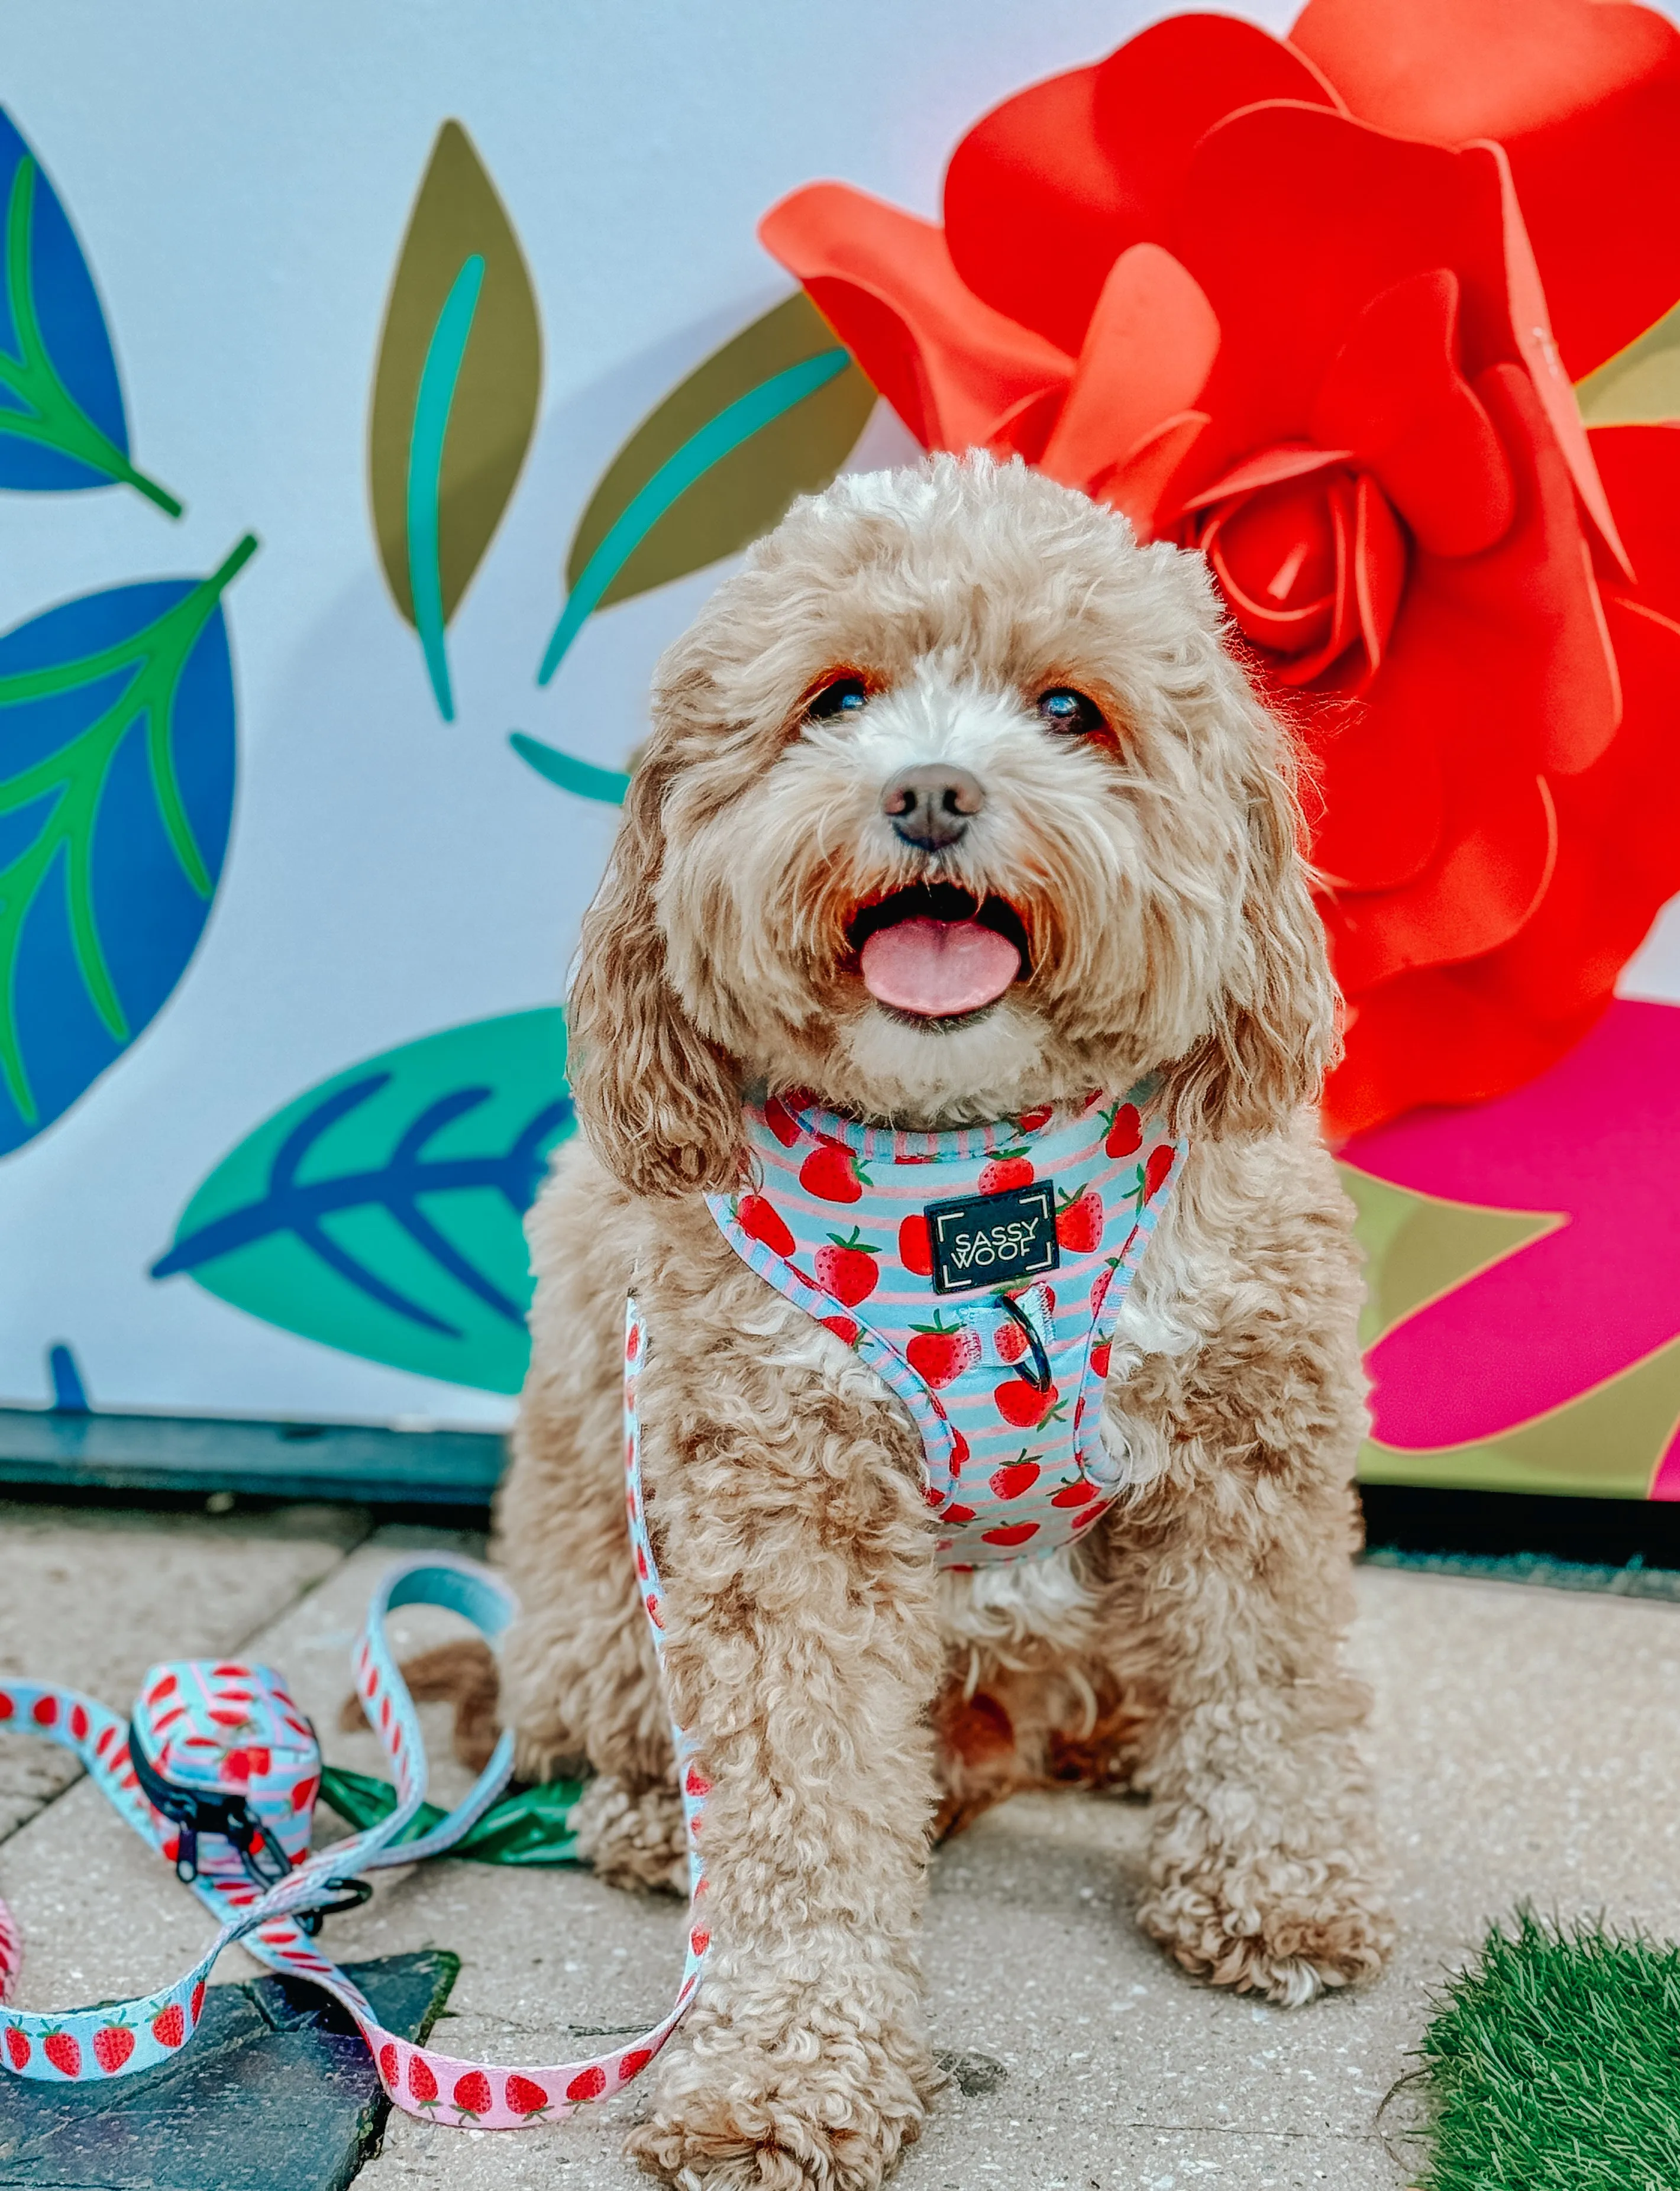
(0, 108, 180, 512)
(152, 1010, 574, 1395)
(0, 538, 254, 1158)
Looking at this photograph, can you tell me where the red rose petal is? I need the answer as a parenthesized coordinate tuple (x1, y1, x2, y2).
(1291, 0, 1680, 380)
(1039, 244, 1219, 495)
(758, 184, 1070, 451)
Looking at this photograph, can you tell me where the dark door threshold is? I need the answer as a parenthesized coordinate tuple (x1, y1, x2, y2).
(1361, 1482, 1680, 1573)
(0, 1407, 504, 1507)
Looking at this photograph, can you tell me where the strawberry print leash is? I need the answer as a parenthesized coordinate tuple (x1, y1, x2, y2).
(0, 1530, 709, 2128)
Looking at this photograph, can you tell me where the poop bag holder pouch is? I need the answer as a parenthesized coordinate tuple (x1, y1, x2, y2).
(127, 1660, 322, 1892)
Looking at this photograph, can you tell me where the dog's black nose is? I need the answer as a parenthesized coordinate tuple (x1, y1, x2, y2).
(881, 765, 984, 851)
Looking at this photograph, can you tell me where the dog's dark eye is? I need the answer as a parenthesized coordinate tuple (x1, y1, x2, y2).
(807, 676, 870, 722)
(1036, 687, 1106, 735)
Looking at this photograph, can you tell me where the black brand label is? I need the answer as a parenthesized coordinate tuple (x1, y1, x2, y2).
(925, 1178, 1061, 1295)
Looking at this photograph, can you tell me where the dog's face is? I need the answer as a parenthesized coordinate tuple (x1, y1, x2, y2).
(571, 455, 1335, 1195)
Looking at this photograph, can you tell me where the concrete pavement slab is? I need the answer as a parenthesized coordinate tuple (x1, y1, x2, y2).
(6, 1510, 1680, 2190)
(0, 1500, 364, 1841)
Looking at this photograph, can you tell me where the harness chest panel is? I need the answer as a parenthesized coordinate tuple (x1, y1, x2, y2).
(706, 1087, 1187, 1568)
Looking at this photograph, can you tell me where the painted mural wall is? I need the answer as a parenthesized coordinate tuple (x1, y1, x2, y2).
(2, 3, 1678, 1498)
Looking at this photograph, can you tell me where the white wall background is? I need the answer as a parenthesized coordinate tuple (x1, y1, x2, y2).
(0, 0, 1673, 1429)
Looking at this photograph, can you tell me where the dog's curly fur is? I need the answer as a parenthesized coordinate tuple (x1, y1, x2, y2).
(495, 454, 1392, 2188)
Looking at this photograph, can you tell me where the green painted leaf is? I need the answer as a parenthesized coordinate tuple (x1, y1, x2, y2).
(537, 292, 874, 683)
(369, 122, 541, 720)
(152, 1010, 573, 1395)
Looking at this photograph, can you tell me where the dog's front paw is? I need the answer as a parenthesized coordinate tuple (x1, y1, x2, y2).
(625, 2000, 937, 2189)
(570, 1773, 687, 1895)
(1139, 1821, 1394, 2006)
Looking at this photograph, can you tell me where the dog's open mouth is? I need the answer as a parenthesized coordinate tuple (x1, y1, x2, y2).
(845, 884, 1030, 1022)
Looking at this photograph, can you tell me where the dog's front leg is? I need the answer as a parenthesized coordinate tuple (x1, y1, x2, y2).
(626, 1342, 945, 2190)
(1102, 1339, 1394, 2007)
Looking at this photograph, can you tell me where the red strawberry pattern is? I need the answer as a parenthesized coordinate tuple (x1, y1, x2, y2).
(813, 1230, 879, 1305)
(93, 2024, 134, 2073)
(1103, 1101, 1142, 1157)
(907, 1317, 979, 1388)
(989, 1456, 1041, 1500)
(994, 1378, 1060, 1429)
(978, 1151, 1033, 1192)
(1055, 1186, 1104, 1254)
(708, 1084, 1182, 1570)
(506, 2073, 551, 2116)
(993, 1316, 1028, 1366)
(150, 2003, 186, 2048)
(982, 1521, 1040, 1548)
(407, 2051, 439, 2104)
(5, 2025, 30, 2069)
(453, 2069, 493, 2116)
(800, 1142, 865, 1203)
(897, 1212, 933, 1277)
(1144, 1144, 1175, 1201)
(1051, 1479, 1101, 1508)
(763, 1094, 803, 1146)
(43, 2030, 80, 2077)
(568, 2064, 608, 2102)
(738, 1193, 796, 1258)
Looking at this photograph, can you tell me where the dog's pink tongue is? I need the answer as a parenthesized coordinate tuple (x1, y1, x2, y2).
(860, 917, 1020, 1017)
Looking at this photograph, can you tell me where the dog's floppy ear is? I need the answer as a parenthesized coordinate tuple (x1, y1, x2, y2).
(566, 754, 742, 1197)
(1174, 691, 1339, 1139)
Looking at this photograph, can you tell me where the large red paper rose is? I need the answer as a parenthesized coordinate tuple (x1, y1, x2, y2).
(760, 8, 1680, 1137)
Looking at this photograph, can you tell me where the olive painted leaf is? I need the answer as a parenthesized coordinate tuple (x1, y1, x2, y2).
(1576, 296, 1680, 425)
(0, 108, 180, 513)
(0, 539, 254, 1159)
(369, 121, 541, 721)
(533, 291, 874, 688)
(152, 1010, 574, 1395)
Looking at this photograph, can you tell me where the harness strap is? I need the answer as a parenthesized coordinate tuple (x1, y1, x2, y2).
(0, 1373, 707, 2128)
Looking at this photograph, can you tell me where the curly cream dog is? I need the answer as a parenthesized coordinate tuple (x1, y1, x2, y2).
(495, 453, 1391, 2188)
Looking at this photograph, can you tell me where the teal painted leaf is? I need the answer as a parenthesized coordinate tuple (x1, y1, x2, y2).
(152, 1010, 573, 1395)
(506, 730, 628, 804)
(0, 108, 180, 512)
(533, 292, 874, 689)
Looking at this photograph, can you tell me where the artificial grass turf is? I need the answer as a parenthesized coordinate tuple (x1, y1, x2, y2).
(1413, 1910, 1680, 2189)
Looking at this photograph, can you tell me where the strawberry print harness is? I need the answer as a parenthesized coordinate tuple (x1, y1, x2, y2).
(705, 1087, 1187, 1566)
